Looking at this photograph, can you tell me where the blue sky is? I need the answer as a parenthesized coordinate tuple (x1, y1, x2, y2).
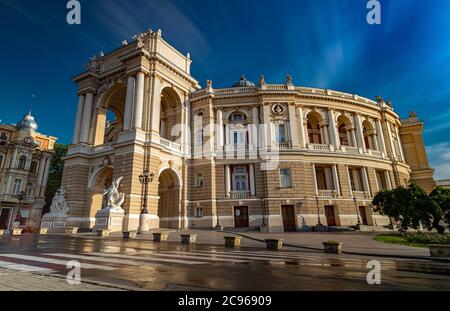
(0, 0, 449, 178)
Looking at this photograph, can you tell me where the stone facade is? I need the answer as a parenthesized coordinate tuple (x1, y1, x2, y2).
(61, 29, 434, 233)
(0, 113, 56, 231)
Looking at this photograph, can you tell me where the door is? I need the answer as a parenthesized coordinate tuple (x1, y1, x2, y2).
(359, 206, 368, 225)
(234, 206, 249, 228)
(0, 208, 12, 230)
(281, 205, 296, 232)
(324, 205, 336, 226)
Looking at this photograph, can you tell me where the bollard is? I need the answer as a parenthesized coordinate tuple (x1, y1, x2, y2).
(224, 236, 242, 248)
(181, 234, 198, 244)
(265, 239, 283, 250)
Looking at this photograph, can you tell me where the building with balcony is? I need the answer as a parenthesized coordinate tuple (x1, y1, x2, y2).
(0, 113, 56, 231)
(61, 29, 435, 233)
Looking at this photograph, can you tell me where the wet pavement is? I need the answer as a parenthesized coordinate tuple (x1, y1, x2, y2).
(0, 234, 449, 291)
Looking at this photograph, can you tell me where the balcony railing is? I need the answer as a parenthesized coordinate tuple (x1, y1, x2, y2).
(353, 191, 370, 199)
(318, 190, 338, 198)
(273, 141, 291, 149)
(229, 190, 251, 199)
(225, 144, 249, 152)
(160, 138, 182, 152)
(368, 149, 383, 158)
(307, 144, 331, 151)
(341, 145, 360, 155)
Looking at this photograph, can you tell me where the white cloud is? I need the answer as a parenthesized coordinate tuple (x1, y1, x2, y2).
(426, 142, 450, 180)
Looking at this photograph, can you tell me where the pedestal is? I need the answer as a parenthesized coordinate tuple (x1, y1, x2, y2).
(41, 212, 68, 233)
(94, 208, 125, 233)
(138, 213, 150, 234)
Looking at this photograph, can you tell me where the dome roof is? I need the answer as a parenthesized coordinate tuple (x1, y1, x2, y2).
(232, 75, 255, 87)
(17, 112, 38, 132)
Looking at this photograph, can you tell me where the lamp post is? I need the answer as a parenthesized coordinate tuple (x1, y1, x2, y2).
(315, 196, 322, 227)
(15, 191, 26, 229)
(138, 170, 154, 233)
(353, 196, 361, 230)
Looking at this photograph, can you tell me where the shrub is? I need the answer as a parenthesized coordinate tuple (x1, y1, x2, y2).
(405, 233, 450, 245)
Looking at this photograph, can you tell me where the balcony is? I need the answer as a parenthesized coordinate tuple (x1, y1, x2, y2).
(229, 190, 251, 199)
(318, 190, 338, 198)
(307, 144, 332, 152)
(225, 144, 249, 152)
(160, 138, 182, 152)
(353, 191, 370, 199)
(273, 141, 291, 150)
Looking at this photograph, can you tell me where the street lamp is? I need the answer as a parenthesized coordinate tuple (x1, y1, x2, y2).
(138, 170, 154, 233)
(16, 191, 26, 228)
(315, 196, 322, 226)
(353, 196, 361, 230)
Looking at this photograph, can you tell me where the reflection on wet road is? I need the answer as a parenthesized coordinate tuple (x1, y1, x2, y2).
(1, 235, 449, 291)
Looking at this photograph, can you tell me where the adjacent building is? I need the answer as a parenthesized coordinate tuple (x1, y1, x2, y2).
(0, 113, 56, 231)
(61, 29, 435, 232)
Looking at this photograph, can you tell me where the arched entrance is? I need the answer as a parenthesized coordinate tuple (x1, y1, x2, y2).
(158, 168, 181, 229)
(93, 84, 126, 146)
(159, 87, 182, 142)
(89, 167, 113, 217)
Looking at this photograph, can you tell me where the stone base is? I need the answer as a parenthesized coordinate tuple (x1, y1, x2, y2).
(138, 214, 150, 233)
(41, 213, 68, 233)
(94, 208, 125, 233)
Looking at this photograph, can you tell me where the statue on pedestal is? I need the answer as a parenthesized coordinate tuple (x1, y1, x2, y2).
(103, 177, 125, 211)
(48, 188, 70, 216)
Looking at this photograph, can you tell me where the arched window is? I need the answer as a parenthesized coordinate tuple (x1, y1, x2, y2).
(18, 156, 26, 170)
(338, 124, 349, 146)
(230, 112, 245, 122)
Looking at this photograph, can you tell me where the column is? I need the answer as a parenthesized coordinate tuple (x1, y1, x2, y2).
(133, 72, 145, 129)
(249, 164, 256, 196)
(288, 104, 298, 148)
(354, 114, 366, 152)
(298, 106, 306, 148)
(123, 75, 135, 131)
(80, 92, 93, 143)
(322, 125, 329, 145)
(332, 165, 341, 196)
(216, 109, 223, 151)
(376, 119, 387, 155)
(40, 156, 51, 197)
(263, 104, 272, 148)
(386, 122, 397, 159)
(351, 128, 357, 147)
(394, 126, 405, 162)
(150, 77, 162, 133)
(72, 94, 85, 144)
(225, 165, 231, 197)
(252, 106, 259, 150)
(372, 132, 379, 151)
(362, 167, 371, 197)
(312, 164, 318, 196)
(328, 109, 339, 148)
(385, 171, 392, 190)
(346, 165, 354, 196)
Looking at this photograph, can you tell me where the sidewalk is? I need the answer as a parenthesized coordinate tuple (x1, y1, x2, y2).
(0, 270, 123, 291)
(71, 229, 432, 259)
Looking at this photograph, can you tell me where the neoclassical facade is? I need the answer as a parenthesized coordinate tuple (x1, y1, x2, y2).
(62, 29, 434, 232)
(0, 113, 56, 231)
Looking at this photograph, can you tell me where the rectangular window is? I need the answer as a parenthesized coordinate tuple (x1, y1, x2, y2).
(280, 168, 292, 188)
(30, 161, 38, 174)
(194, 130, 203, 146)
(12, 179, 22, 195)
(275, 123, 287, 142)
(195, 207, 203, 218)
(196, 174, 204, 187)
(233, 167, 248, 191)
(0, 155, 4, 168)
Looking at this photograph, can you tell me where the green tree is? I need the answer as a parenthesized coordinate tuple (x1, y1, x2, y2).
(372, 184, 435, 233)
(43, 144, 68, 215)
(429, 187, 450, 233)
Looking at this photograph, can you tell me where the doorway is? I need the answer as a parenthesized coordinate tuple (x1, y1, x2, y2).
(0, 208, 12, 230)
(359, 206, 368, 225)
(324, 205, 337, 226)
(234, 206, 249, 228)
(281, 205, 296, 232)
